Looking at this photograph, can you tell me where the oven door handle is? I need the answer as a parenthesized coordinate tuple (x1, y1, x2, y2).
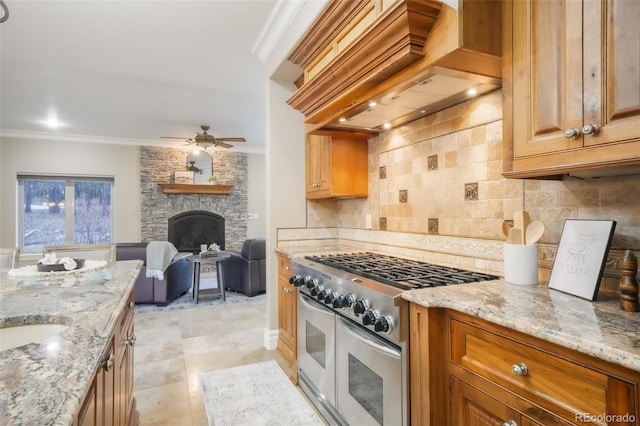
(340, 319, 401, 359)
(299, 293, 334, 316)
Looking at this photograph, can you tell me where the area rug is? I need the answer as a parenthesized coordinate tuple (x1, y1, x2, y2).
(200, 360, 324, 426)
(134, 275, 266, 315)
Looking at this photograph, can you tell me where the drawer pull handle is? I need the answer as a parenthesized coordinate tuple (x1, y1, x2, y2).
(511, 363, 528, 376)
(581, 124, 599, 135)
(564, 128, 581, 139)
(103, 353, 115, 372)
(502, 421, 517, 426)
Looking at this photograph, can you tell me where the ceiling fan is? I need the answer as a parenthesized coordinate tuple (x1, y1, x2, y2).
(161, 125, 246, 149)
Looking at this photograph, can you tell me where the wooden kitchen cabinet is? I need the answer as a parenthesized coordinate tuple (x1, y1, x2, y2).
(409, 304, 640, 425)
(277, 252, 297, 383)
(75, 289, 137, 426)
(450, 376, 551, 426)
(503, 0, 640, 178)
(305, 130, 370, 200)
(115, 289, 136, 426)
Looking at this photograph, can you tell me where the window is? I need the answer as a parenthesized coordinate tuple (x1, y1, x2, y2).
(18, 175, 114, 254)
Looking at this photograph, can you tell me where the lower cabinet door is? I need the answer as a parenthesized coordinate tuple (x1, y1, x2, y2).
(77, 376, 98, 426)
(450, 375, 521, 426)
(450, 376, 575, 426)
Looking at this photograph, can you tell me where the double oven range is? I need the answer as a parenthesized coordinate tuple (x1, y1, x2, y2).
(290, 252, 498, 426)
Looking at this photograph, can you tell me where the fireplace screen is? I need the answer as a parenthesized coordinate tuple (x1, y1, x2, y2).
(168, 210, 225, 253)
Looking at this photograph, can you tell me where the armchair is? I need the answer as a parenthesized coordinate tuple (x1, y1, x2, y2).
(220, 238, 266, 297)
(115, 242, 193, 306)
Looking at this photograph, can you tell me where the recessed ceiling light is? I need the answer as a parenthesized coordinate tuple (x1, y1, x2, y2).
(339, 117, 347, 123)
(44, 117, 62, 128)
(368, 101, 377, 108)
(467, 87, 478, 96)
(382, 122, 392, 130)
(41, 110, 64, 129)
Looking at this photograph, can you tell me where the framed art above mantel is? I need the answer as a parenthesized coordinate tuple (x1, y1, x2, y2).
(158, 183, 233, 195)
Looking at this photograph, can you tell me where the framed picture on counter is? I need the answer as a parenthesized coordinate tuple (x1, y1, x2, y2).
(548, 219, 617, 301)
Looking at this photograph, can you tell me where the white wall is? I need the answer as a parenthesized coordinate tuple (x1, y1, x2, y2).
(0, 138, 3, 243)
(0, 137, 142, 255)
(247, 153, 266, 238)
(264, 79, 307, 344)
(260, 0, 328, 348)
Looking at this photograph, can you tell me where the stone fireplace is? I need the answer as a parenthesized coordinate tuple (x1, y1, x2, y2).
(168, 210, 225, 253)
(139, 146, 248, 253)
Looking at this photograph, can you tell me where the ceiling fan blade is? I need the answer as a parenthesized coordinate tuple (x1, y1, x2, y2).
(216, 137, 246, 142)
(160, 136, 189, 140)
(216, 141, 234, 148)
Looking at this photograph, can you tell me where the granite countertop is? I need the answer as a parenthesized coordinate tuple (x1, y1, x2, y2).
(0, 260, 142, 425)
(401, 280, 640, 372)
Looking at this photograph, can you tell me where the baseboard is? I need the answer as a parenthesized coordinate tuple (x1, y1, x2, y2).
(263, 328, 278, 350)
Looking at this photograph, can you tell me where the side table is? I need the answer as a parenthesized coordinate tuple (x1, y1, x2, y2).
(186, 253, 231, 304)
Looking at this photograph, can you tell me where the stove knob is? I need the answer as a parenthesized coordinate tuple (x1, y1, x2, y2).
(374, 316, 393, 333)
(324, 291, 338, 305)
(362, 309, 378, 326)
(333, 294, 355, 309)
(316, 288, 328, 301)
(303, 276, 318, 289)
(289, 275, 303, 287)
(310, 285, 324, 297)
(353, 299, 369, 316)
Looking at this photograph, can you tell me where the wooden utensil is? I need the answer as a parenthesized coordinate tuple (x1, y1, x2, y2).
(525, 221, 545, 245)
(513, 211, 525, 244)
(521, 210, 532, 237)
(508, 227, 522, 244)
(501, 221, 511, 238)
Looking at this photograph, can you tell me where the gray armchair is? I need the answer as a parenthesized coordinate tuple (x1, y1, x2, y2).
(220, 238, 266, 297)
(115, 242, 193, 306)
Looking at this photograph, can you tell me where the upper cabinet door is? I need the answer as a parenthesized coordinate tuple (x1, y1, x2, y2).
(583, 0, 640, 148)
(505, 0, 640, 178)
(512, 0, 584, 157)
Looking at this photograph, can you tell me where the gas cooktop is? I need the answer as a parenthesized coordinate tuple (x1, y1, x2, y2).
(304, 252, 498, 291)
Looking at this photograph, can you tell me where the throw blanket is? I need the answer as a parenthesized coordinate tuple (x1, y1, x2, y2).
(146, 241, 178, 281)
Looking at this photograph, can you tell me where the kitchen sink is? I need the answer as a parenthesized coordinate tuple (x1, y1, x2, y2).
(0, 324, 69, 351)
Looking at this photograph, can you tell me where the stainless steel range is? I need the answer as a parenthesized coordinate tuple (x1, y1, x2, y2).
(290, 252, 498, 426)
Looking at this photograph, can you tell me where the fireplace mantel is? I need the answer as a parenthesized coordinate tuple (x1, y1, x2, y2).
(159, 183, 233, 195)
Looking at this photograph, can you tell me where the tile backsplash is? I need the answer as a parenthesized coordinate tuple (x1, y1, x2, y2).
(304, 89, 640, 287)
(308, 90, 640, 250)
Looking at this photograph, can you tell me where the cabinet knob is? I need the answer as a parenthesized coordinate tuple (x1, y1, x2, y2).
(103, 353, 115, 371)
(581, 124, 599, 135)
(283, 287, 292, 293)
(129, 301, 134, 309)
(126, 335, 137, 347)
(502, 421, 518, 426)
(563, 128, 581, 139)
(511, 363, 528, 376)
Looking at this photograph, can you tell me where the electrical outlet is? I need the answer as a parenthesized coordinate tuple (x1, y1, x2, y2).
(365, 214, 372, 229)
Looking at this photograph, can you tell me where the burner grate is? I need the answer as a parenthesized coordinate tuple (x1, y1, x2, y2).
(305, 252, 498, 290)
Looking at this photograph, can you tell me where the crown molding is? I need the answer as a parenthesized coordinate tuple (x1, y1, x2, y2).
(252, 0, 306, 63)
(0, 128, 265, 154)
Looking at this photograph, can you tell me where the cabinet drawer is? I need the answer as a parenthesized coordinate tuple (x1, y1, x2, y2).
(277, 254, 293, 276)
(450, 318, 611, 419)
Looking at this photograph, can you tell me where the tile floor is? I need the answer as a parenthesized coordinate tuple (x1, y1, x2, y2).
(133, 293, 291, 425)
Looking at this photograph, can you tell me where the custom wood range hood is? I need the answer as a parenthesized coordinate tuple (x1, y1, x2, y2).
(287, 0, 502, 134)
